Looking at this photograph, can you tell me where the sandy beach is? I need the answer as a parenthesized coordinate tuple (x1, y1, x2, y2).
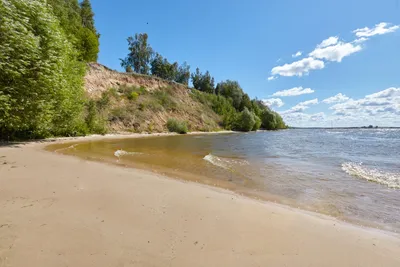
(1, 136, 399, 267)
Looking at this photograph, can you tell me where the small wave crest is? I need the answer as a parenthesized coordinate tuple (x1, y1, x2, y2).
(54, 144, 78, 153)
(114, 149, 143, 158)
(342, 162, 400, 189)
(203, 154, 248, 170)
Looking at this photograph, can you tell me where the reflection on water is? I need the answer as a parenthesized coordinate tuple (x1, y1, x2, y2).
(47, 129, 400, 233)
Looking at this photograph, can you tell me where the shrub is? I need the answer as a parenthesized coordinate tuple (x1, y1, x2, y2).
(128, 92, 139, 101)
(233, 107, 256, 132)
(253, 115, 262, 131)
(167, 118, 188, 134)
(0, 0, 86, 139)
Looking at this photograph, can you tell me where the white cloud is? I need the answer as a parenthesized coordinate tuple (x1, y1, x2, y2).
(292, 51, 302, 58)
(317, 36, 339, 48)
(262, 98, 284, 108)
(281, 98, 319, 114)
(271, 57, 325, 77)
(322, 93, 350, 104)
(353, 22, 399, 38)
(353, 37, 368, 44)
(272, 86, 315, 97)
(365, 87, 400, 99)
(284, 88, 400, 127)
(267, 76, 277, 81)
(309, 42, 362, 62)
(270, 22, 399, 78)
(330, 87, 400, 118)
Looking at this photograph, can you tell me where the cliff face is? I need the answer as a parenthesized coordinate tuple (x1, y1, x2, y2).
(84, 63, 222, 133)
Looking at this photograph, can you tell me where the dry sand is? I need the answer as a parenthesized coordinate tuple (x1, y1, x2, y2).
(0, 136, 399, 267)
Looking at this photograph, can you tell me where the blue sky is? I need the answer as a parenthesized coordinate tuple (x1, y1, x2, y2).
(92, 0, 400, 127)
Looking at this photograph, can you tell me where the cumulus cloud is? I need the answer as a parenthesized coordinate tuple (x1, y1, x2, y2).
(309, 42, 362, 62)
(353, 22, 399, 38)
(292, 51, 302, 58)
(270, 22, 398, 78)
(272, 86, 315, 97)
(262, 98, 284, 108)
(365, 87, 400, 99)
(322, 93, 350, 104)
(317, 36, 339, 48)
(330, 87, 400, 118)
(281, 98, 319, 114)
(353, 37, 368, 44)
(271, 57, 325, 77)
(267, 76, 277, 81)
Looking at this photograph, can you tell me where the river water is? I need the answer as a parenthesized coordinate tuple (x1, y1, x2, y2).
(48, 129, 400, 232)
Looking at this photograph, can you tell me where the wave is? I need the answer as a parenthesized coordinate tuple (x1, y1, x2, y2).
(342, 162, 400, 189)
(203, 153, 249, 170)
(54, 144, 78, 153)
(114, 149, 143, 158)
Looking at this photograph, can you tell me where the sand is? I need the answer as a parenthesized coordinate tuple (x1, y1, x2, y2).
(0, 136, 399, 267)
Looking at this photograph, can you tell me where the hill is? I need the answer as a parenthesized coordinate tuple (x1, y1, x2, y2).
(84, 63, 222, 133)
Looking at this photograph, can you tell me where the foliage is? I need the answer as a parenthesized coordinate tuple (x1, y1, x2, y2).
(0, 0, 86, 139)
(253, 115, 262, 131)
(85, 100, 107, 134)
(167, 118, 188, 134)
(175, 62, 191, 86)
(78, 27, 99, 62)
(216, 80, 244, 110)
(47, 0, 99, 62)
(80, 0, 96, 33)
(151, 53, 178, 81)
(120, 33, 153, 74)
(233, 108, 256, 132)
(191, 68, 215, 93)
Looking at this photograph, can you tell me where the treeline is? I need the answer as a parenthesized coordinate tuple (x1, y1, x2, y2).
(0, 0, 99, 140)
(120, 33, 286, 131)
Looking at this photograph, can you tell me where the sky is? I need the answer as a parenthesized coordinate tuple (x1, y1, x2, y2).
(92, 0, 400, 127)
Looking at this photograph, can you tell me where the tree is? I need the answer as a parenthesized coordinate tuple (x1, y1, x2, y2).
(80, 0, 96, 33)
(234, 107, 256, 132)
(47, 0, 99, 62)
(191, 68, 215, 93)
(0, 0, 86, 139)
(121, 33, 153, 75)
(175, 62, 191, 86)
(216, 80, 244, 110)
(151, 53, 178, 81)
(78, 27, 99, 62)
(239, 93, 252, 111)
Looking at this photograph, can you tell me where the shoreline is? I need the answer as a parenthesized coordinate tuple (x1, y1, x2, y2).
(1, 134, 400, 266)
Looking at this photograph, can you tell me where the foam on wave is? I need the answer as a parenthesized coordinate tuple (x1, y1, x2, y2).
(342, 162, 400, 189)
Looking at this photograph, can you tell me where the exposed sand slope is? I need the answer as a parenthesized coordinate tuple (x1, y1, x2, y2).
(0, 140, 399, 267)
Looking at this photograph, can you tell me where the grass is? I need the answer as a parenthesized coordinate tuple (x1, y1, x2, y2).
(167, 118, 188, 134)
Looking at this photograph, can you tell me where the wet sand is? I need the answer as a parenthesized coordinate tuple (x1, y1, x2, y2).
(0, 135, 400, 267)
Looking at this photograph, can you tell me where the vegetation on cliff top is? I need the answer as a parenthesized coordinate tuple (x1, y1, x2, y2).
(0, 0, 285, 140)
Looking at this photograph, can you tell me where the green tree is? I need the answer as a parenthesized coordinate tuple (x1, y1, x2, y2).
(80, 0, 96, 33)
(191, 68, 215, 93)
(78, 27, 99, 62)
(150, 53, 178, 81)
(0, 0, 86, 139)
(239, 93, 252, 111)
(121, 33, 153, 74)
(47, 0, 99, 62)
(175, 62, 191, 86)
(216, 80, 244, 110)
(233, 107, 256, 132)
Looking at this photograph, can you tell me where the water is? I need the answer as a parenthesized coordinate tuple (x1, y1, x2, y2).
(48, 129, 400, 232)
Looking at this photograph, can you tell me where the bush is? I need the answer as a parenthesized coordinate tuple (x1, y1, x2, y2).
(253, 115, 262, 131)
(0, 0, 86, 139)
(167, 118, 188, 134)
(233, 108, 256, 132)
